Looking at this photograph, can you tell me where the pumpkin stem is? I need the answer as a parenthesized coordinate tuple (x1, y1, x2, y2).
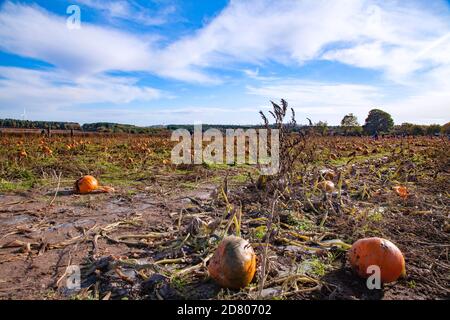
(98, 186, 115, 193)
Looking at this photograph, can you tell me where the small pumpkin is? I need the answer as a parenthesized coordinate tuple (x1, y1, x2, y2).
(74, 175, 114, 194)
(318, 180, 335, 193)
(320, 169, 335, 180)
(42, 146, 53, 155)
(208, 235, 256, 289)
(18, 150, 27, 158)
(393, 185, 408, 198)
(444, 222, 450, 233)
(348, 237, 405, 283)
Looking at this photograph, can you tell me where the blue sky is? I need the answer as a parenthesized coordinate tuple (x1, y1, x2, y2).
(0, 0, 449, 125)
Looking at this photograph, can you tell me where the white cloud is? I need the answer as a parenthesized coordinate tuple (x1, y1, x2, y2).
(0, 2, 158, 75)
(247, 69, 450, 125)
(156, 0, 450, 82)
(247, 80, 384, 124)
(2, 0, 449, 83)
(0, 1, 217, 82)
(0, 66, 162, 113)
(0, 0, 449, 124)
(77, 0, 176, 26)
(384, 65, 450, 124)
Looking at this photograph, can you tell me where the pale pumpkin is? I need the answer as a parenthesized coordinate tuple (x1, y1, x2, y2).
(208, 236, 256, 289)
(320, 169, 335, 180)
(318, 180, 335, 193)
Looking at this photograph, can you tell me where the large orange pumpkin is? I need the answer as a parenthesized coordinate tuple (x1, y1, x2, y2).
(74, 175, 115, 194)
(348, 237, 405, 283)
(75, 175, 99, 194)
(208, 236, 256, 289)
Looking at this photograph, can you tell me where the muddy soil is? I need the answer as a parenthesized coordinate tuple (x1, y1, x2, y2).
(0, 181, 218, 299)
(1, 174, 448, 300)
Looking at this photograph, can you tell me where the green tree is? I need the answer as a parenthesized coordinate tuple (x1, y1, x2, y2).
(441, 122, 450, 135)
(363, 109, 394, 135)
(346, 126, 363, 136)
(341, 113, 361, 136)
(315, 121, 328, 135)
(341, 113, 359, 127)
(426, 124, 441, 136)
(411, 125, 424, 136)
(398, 123, 414, 135)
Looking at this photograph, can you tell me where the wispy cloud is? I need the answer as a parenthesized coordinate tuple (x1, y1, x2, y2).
(2, 1, 449, 83)
(246, 67, 450, 125)
(0, 66, 162, 113)
(0, 2, 157, 75)
(247, 80, 383, 124)
(0, 1, 217, 82)
(0, 0, 449, 124)
(77, 0, 177, 26)
(155, 0, 450, 82)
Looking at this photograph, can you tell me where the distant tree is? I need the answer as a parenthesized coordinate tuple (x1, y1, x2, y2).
(315, 121, 328, 135)
(394, 123, 414, 136)
(341, 113, 359, 127)
(426, 124, 441, 136)
(341, 113, 361, 136)
(441, 122, 450, 135)
(346, 126, 363, 136)
(363, 109, 394, 135)
(411, 125, 424, 136)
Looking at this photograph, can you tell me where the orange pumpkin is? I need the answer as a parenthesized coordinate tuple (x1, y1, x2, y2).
(42, 146, 53, 155)
(318, 180, 335, 193)
(19, 150, 27, 158)
(348, 237, 405, 283)
(393, 186, 408, 198)
(208, 236, 256, 289)
(74, 175, 115, 194)
(75, 175, 99, 194)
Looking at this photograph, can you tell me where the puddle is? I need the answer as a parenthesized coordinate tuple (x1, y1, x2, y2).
(104, 202, 132, 215)
(47, 219, 95, 231)
(1, 214, 31, 225)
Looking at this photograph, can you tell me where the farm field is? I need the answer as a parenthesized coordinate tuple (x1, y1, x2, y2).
(0, 133, 449, 300)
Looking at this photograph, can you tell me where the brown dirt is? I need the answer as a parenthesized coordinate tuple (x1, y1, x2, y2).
(0, 182, 218, 299)
(0, 136, 449, 300)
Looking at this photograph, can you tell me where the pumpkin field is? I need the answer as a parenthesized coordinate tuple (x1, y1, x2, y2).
(0, 129, 449, 300)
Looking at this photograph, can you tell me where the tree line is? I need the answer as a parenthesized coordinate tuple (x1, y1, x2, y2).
(0, 119, 81, 130)
(0, 120, 165, 134)
(337, 109, 449, 136)
(81, 123, 165, 134)
(1, 109, 449, 136)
